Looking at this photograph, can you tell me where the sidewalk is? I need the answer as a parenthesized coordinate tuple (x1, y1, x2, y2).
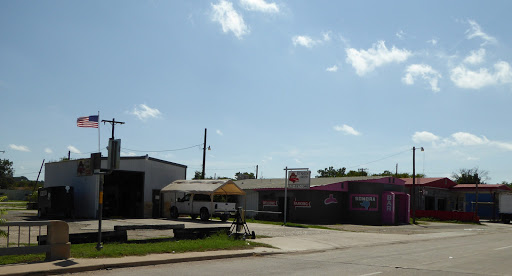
(0, 223, 483, 276)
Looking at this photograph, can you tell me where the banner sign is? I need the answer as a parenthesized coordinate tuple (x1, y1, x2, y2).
(350, 194, 379, 211)
(262, 200, 278, 207)
(288, 170, 311, 189)
(293, 199, 311, 208)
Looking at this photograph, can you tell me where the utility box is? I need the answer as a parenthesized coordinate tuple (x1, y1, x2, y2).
(499, 193, 512, 223)
(38, 186, 74, 218)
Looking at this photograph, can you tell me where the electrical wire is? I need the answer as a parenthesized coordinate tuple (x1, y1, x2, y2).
(346, 148, 412, 169)
(123, 143, 204, 153)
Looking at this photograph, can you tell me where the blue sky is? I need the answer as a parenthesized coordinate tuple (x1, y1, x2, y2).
(2, 1, 512, 182)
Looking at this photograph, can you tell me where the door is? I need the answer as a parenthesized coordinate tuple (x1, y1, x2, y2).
(152, 190, 161, 218)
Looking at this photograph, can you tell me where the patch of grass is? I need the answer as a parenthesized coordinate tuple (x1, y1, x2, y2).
(71, 233, 271, 259)
(0, 253, 46, 266)
(0, 234, 273, 266)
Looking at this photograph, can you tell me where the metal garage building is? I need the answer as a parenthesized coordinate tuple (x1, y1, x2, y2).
(44, 156, 187, 218)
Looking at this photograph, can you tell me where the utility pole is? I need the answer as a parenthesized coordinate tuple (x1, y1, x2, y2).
(101, 118, 125, 140)
(256, 165, 258, 179)
(97, 118, 124, 251)
(202, 128, 207, 179)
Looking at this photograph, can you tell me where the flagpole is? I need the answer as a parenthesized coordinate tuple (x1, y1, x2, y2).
(98, 111, 101, 153)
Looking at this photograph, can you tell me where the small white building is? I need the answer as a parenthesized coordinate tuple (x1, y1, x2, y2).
(44, 156, 187, 218)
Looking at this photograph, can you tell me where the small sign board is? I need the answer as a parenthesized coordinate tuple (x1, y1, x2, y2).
(77, 159, 93, 176)
(287, 170, 311, 189)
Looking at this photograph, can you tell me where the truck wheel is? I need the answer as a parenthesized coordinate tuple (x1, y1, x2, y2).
(170, 207, 179, 219)
(200, 208, 210, 221)
(220, 214, 229, 222)
(190, 214, 198, 220)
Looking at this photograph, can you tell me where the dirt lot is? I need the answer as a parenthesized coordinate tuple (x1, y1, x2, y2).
(1, 209, 506, 246)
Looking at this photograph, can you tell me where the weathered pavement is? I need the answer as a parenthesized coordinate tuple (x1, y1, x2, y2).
(1, 210, 511, 276)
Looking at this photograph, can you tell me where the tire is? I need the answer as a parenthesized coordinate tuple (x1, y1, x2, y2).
(190, 214, 198, 220)
(220, 214, 229, 222)
(200, 207, 210, 221)
(170, 207, 179, 219)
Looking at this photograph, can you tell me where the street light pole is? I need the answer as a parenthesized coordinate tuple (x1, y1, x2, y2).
(202, 128, 207, 179)
(412, 146, 424, 224)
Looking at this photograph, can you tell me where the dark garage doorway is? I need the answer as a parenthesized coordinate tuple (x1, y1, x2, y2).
(104, 170, 144, 218)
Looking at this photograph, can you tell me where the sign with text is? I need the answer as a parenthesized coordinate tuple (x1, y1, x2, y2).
(350, 194, 379, 211)
(293, 199, 311, 208)
(288, 170, 311, 189)
(262, 200, 278, 207)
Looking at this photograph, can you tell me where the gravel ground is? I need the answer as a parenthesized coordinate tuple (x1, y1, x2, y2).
(1, 209, 502, 246)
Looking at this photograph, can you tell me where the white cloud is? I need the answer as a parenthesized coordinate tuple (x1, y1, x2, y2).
(412, 131, 440, 144)
(44, 148, 53, 154)
(396, 30, 406, 39)
(463, 48, 486, 65)
(333, 124, 361, 136)
(121, 151, 137, 157)
(322, 32, 331, 42)
(326, 65, 338, 72)
(345, 41, 412, 76)
(427, 38, 438, 46)
(414, 131, 512, 152)
(450, 61, 512, 89)
(131, 104, 162, 120)
(402, 64, 442, 92)
(216, 129, 223, 136)
(211, 0, 249, 39)
(292, 35, 317, 48)
(450, 132, 489, 146)
(240, 0, 279, 13)
(466, 20, 497, 45)
(67, 145, 81, 154)
(9, 144, 30, 152)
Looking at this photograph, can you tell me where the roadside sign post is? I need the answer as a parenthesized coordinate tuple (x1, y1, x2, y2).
(283, 167, 310, 225)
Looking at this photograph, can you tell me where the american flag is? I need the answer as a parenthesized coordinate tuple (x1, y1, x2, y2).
(77, 115, 99, 128)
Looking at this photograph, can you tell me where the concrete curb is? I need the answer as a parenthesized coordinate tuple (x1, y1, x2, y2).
(0, 250, 285, 276)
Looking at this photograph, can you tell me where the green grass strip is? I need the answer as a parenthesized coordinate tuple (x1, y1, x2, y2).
(0, 234, 272, 266)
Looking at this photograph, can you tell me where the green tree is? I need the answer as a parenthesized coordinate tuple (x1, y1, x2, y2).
(452, 167, 488, 184)
(371, 170, 425, 178)
(0, 159, 15, 189)
(0, 195, 7, 237)
(316, 166, 346, 177)
(235, 172, 255, 180)
(346, 169, 368, 177)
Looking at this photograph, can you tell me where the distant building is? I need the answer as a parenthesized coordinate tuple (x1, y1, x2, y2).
(44, 156, 186, 218)
(235, 176, 409, 225)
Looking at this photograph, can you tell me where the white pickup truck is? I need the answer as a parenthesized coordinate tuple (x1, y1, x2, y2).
(169, 193, 236, 222)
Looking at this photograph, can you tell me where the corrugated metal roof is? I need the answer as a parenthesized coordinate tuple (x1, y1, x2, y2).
(452, 184, 512, 191)
(161, 179, 246, 195)
(235, 176, 386, 190)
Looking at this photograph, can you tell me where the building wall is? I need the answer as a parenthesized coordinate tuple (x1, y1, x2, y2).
(44, 160, 99, 218)
(107, 158, 186, 217)
(45, 157, 186, 218)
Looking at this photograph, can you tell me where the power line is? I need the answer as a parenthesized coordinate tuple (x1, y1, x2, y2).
(123, 143, 204, 153)
(346, 148, 412, 169)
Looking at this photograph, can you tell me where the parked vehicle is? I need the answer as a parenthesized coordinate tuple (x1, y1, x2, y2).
(38, 186, 74, 218)
(170, 193, 235, 222)
(499, 193, 512, 224)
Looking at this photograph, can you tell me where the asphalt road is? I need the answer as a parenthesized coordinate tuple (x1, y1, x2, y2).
(64, 226, 512, 276)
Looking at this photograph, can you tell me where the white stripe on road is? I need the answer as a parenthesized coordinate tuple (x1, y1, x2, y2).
(495, 245, 512, 250)
(359, 272, 382, 276)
